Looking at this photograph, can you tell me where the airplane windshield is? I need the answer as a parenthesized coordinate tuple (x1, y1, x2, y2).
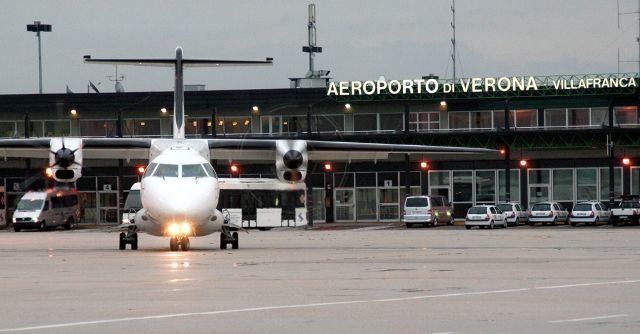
(202, 163, 218, 179)
(182, 164, 208, 178)
(143, 163, 157, 179)
(153, 164, 179, 178)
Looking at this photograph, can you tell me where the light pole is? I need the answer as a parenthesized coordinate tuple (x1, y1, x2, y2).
(26, 21, 52, 94)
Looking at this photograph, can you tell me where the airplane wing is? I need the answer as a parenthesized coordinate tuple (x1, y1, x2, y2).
(207, 138, 495, 161)
(218, 177, 306, 190)
(0, 138, 152, 159)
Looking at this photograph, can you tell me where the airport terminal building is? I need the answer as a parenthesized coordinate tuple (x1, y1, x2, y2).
(0, 73, 639, 224)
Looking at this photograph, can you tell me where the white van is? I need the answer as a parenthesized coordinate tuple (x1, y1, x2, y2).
(12, 188, 81, 232)
(403, 195, 454, 228)
(121, 183, 141, 224)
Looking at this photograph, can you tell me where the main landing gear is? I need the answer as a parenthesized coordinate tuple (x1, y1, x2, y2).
(119, 225, 138, 250)
(220, 226, 239, 250)
(170, 235, 190, 251)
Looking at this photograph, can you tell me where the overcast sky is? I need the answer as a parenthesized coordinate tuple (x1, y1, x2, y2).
(1, 0, 637, 94)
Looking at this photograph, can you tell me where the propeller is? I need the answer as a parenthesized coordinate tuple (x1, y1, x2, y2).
(49, 138, 82, 169)
(282, 150, 304, 169)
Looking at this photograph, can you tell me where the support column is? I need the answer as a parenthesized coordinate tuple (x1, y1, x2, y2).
(307, 104, 312, 138)
(211, 107, 217, 137)
(608, 102, 615, 208)
(306, 162, 314, 228)
(404, 154, 411, 197)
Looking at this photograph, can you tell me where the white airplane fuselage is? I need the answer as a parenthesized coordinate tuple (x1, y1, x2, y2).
(134, 143, 224, 237)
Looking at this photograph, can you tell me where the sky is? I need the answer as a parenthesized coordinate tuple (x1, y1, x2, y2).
(0, 0, 638, 94)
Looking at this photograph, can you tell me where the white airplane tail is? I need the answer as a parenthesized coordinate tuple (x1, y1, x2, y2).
(84, 48, 273, 139)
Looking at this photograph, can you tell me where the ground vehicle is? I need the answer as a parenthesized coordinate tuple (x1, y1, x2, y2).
(121, 183, 141, 224)
(528, 202, 569, 226)
(464, 205, 507, 229)
(403, 195, 453, 228)
(569, 201, 610, 226)
(12, 188, 81, 232)
(610, 196, 640, 226)
(496, 202, 528, 226)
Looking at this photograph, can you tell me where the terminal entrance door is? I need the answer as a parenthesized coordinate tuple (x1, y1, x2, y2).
(98, 177, 119, 224)
(334, 189, 355, 221)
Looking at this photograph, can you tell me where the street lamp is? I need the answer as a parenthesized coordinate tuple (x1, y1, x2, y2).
(26, 21, 52, 94)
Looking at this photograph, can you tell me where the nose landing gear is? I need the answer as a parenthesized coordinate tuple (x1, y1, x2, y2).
(119, 225, 138, 250)
(169, 235, 190, 251)
(220, 226, 239, 250)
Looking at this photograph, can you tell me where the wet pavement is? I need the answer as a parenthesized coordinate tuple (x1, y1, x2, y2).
(0, 225, 639, 333)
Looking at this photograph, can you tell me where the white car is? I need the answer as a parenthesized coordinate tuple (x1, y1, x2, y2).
(465, 205, 507, 229)
(528, 202, 569, 226)
(496, 202, 529, 226)
(569, 201, 610, 226)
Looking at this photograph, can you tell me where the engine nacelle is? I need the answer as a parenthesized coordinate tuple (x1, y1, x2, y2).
(49, 138, 83, 183)
(275, 140, 307, 183)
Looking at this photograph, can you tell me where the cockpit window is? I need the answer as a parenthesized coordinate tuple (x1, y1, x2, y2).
(182, 164, 208, 178)
(153, 164, 179, 178)
(143, 163, 158, 179)
(202, 163, 218, 179)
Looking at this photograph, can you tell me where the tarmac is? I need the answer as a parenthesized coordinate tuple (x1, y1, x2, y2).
(0, 223, 639, 333)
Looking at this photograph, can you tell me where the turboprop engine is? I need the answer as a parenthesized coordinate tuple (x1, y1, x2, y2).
(275, 140, 307, 183)
(48, 138, 83, 182)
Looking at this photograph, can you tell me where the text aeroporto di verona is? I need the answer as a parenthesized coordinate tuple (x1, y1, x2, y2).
(326, 76, 637, 96)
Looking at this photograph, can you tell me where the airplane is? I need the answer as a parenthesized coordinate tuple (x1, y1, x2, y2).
(0, 47, 496, 251)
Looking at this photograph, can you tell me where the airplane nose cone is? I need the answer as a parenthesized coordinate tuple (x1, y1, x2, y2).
(143, 178, 217, 223)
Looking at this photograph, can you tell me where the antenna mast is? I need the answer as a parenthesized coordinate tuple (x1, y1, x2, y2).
(106, 65, 125, 92)
(303, 4, 324, 78)
(617, 0, 640, 74)
(451, 0, 456, 82)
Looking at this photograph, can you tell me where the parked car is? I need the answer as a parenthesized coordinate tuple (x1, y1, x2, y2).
(569, 201, 611, 226)
(610, 195, 640, 226)
(496, 202, 529, 226)
(12, 187, 81, 232)
(403, 195, 454, 228)
(528, 202, 569, 226)
(465, 205, 507, 229)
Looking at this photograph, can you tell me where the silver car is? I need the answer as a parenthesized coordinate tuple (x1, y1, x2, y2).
(528, 202, 569, 226)
(496, 202, 529, 226)
(465, 205, 507, 230)
(569, 201, 610, 226)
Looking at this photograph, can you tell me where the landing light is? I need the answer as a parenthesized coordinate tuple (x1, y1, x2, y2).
(181, 223, 191, 234)
(168, 224, 180, 235)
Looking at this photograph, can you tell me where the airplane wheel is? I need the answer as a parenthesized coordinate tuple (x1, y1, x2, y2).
(180, 237, 190, 251)
(220, 233, 227, 250)
(119, 232, 126, 250)
(131, 233, 138, 250)
(231, 232, 239, 249)
(170, 237, 179, 251)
